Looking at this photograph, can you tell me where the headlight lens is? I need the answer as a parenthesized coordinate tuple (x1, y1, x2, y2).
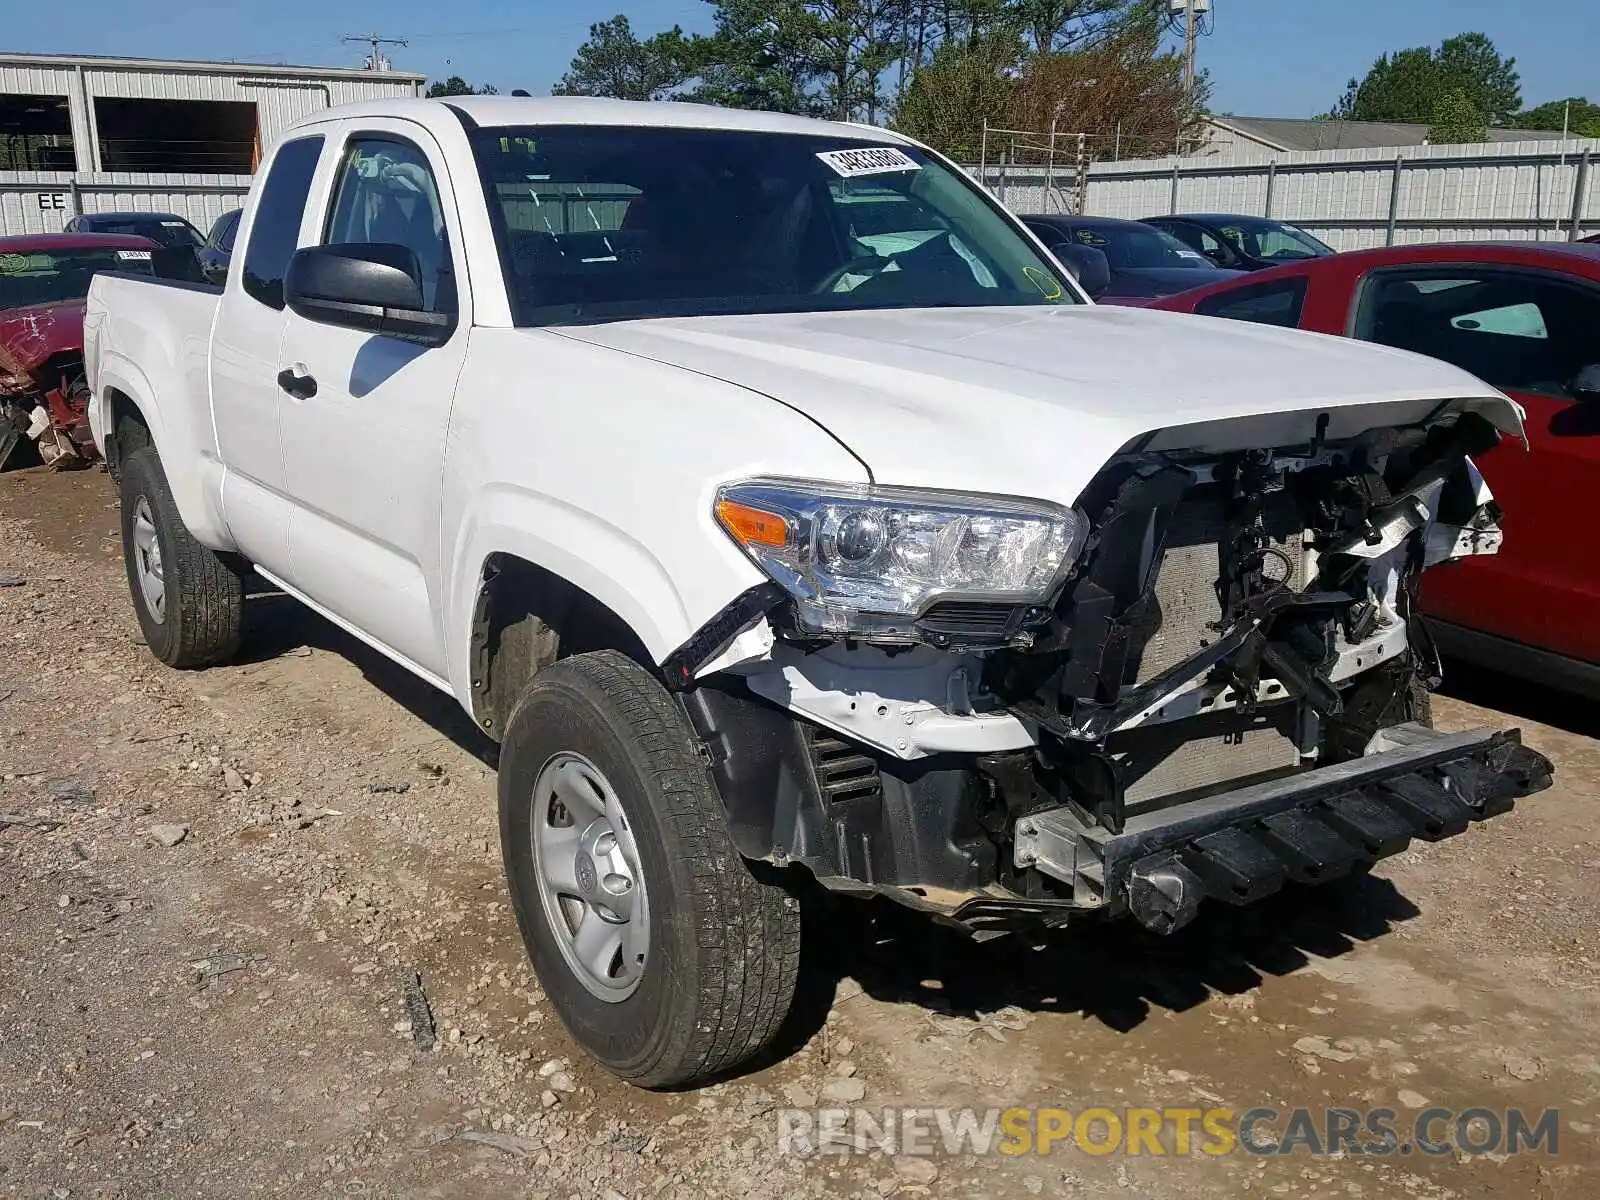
(714, 478, 1086, 636)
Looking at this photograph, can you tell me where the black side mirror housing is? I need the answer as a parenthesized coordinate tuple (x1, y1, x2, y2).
(284, 243, 452, 345)
(1053, 242, 1111, 300)
(1572, 363, 1600, 402)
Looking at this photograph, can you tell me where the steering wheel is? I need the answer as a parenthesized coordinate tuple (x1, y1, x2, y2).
(812, 254, 893, 294)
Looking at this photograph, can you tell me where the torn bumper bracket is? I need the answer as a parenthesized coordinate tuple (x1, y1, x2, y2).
(1013, 723, 1552, 934)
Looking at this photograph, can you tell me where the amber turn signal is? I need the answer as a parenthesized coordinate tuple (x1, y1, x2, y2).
(715, 497, 791, 548)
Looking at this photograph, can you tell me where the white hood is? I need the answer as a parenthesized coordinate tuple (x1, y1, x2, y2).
(555, 304, 1523, 509)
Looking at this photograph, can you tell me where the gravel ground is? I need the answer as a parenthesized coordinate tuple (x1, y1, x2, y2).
(2, 465, 1597, 1200)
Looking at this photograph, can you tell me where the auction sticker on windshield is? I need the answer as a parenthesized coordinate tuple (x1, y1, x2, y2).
(817, 147, 921, 177)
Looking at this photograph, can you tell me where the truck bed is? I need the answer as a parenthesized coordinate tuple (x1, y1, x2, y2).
(84, 271, 227, 543)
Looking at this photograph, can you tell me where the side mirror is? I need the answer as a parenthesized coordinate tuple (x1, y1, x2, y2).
(1572, 363, 1600, 402)
(1053, 243, 1111, 300)
(285, 243, 452, 345)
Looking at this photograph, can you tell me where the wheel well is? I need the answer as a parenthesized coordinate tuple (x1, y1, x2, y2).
(470, 554, 655, 740)
(104, 386, 151, 482)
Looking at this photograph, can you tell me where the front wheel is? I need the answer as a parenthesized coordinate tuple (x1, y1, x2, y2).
(499, 651, 801, 1088)
(119, 444, 243, 668)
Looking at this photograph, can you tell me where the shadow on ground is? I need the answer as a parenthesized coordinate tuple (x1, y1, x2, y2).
(1439, 657, 1600, 740)
(237, 577, 498, 769)
(743, 870, 1420, 1080)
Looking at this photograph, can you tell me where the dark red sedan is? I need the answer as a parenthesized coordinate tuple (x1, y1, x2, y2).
(1152, 242, 1600, 693)
(1, 232, 162, 468)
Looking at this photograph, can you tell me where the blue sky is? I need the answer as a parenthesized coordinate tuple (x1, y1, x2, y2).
(9, 0, 1597, 119)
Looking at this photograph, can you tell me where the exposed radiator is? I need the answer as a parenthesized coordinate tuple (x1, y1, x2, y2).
(1115, 493, 1308, 804)
(1115, 720, 1300, 806)
(1133, 494, 1308, 684)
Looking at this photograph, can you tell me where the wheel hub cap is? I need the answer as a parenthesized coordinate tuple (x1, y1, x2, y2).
(530, 753, 650, 1002)
(131, 497, 166, 624)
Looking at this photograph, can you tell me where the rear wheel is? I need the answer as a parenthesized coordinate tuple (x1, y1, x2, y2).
(119, 444, 243, 667)
(499, 651, 802, 1088)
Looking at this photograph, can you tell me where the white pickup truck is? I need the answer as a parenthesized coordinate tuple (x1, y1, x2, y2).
(85, 96, 1550, 1088)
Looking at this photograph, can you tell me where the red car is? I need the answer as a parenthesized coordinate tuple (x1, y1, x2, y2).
(1, 232, 162, 468)
(1153, 242, 1600, 693)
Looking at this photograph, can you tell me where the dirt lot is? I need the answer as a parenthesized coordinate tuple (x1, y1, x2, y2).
(2, 465, 1598, 1200)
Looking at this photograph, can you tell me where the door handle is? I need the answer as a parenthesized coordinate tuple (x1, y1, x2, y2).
(276, 368, 318, 400)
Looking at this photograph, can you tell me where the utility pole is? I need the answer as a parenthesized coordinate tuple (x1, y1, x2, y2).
(343, 33, 408, 71)
(1170, 0, 1209, 99)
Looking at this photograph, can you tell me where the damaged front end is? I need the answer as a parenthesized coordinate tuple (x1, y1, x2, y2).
(680, 401, 1552, 938)
(1, 304, 97, 471)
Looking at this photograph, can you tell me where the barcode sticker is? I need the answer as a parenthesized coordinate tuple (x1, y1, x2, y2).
(816, 147, 921, 178)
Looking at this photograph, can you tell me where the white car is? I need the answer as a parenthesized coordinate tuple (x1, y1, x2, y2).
(83, 96, 1550, 1088)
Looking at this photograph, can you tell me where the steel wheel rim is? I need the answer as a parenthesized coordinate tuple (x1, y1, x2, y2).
(132, 497, 166, 624)
(530, 752, 650, 1002)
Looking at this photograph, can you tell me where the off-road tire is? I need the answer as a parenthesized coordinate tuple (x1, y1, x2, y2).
(499, 650, 802, 1088)
(119, 444, 243, 668)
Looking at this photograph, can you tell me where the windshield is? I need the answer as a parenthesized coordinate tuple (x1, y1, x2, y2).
(0, 246, 154, 308)
(471, 126, 1077, 326)
(1218, 219, 1334, 261)
(1069, 223, 1211, 270)
(93, 218, 203, 250)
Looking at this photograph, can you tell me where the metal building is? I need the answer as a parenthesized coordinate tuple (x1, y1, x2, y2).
(0, 52, 425, 237)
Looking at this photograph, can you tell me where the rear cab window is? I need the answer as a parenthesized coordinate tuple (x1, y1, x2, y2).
(240, 135, 325, 309)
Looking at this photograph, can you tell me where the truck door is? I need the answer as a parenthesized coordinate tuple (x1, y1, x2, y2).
(209, 133, 325, 577)
(275, 120, 470, 678)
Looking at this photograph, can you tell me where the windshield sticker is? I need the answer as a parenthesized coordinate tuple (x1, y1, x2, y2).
(1175, 249, 1206, 260)
(816, 147, 921, 178)
(116, 249, 152, 261)
(160, 220, 187, 227)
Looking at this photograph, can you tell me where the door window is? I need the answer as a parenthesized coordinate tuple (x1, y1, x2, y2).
(240, 135, 324, 310)
(324, 135, 454, 313)
(1195, 278, 1308, 327)
(1355, 269, 1600, 399)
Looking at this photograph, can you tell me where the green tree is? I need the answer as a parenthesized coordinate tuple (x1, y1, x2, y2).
(1434, 33, 1520, 126)
(425, 76, 498, 97)
(685, 0, 831, 115)
(1330, 33, 1519, 126)
(893, 31, 1024, 157)
(552, 15, 693, 101)
(1330, 47, 1438, 122)
(425, 75, 499, 96)
(1517, 97, 1600, 137)
(1009, 0, 1157, 54)
(681, 0, 903, 121)
(1428, 87, 1488, 144)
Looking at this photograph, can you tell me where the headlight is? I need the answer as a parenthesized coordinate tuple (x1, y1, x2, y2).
(714, 478, 1086, 637)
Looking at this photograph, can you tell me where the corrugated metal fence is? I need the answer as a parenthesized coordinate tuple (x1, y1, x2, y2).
(1, 172, 250, 238)
(972, 138, 1600, 248)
